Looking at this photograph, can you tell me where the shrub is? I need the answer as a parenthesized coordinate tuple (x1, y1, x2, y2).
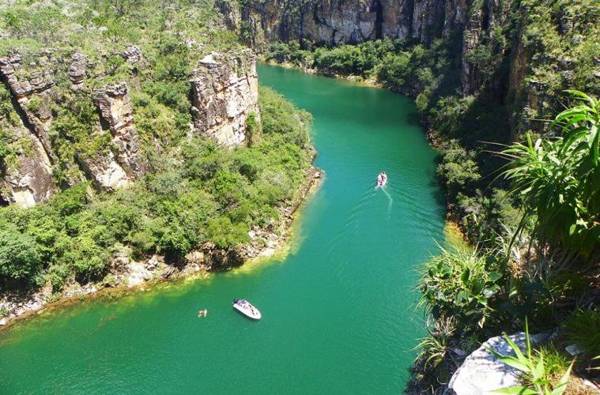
(437, 139, 481, 202)
(0, 227, 42, 283)
(493, 321, 573, 395)
(420, 246, 504, 329)
(206, 217, 249, 249)
(502, 91, 600, 257)
(564, 309, 600, 360)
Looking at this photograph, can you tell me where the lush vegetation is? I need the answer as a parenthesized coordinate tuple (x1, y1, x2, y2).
(502, 92, 599, 257)
(0, 86, 312, 291)
(410, 93, 600, 392)
(0, 0, 315, 294)
(0, 0, 240, 186)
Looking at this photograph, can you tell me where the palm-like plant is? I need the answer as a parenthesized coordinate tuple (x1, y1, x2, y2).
(492, 320, 574, 395)
(419, 246, 504, 328)
(502, 91, 599, 257)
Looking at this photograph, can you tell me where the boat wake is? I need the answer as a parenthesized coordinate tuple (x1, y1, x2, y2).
(382, 187, 393, 216)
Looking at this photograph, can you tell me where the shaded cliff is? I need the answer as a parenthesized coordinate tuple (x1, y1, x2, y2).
(228, 0, 469, 46)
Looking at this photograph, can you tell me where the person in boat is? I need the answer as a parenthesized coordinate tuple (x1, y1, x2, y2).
(376, 171, 387, 187)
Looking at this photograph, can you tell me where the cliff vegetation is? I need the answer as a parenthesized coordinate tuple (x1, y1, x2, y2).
(0, 1, 314, 307)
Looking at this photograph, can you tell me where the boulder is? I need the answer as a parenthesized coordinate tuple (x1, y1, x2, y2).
(448, 332, 549, 394)
(121, 45, 143, 64)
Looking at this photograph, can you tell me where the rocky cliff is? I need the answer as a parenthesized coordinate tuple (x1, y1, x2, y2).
(227, 0, 504, 101)
(234, 0, 471, 46)
(190, 50, 260, 146)
(0, 49, 259, 207)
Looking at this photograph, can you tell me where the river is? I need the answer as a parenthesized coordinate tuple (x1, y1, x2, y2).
(0, 65, 445, 394)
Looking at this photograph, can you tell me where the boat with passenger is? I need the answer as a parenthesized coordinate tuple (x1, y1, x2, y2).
(376, 171, 388, 188)
(232, 298, 262, 320)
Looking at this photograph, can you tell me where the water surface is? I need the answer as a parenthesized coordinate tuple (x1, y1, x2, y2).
(0, 65, 445, 394)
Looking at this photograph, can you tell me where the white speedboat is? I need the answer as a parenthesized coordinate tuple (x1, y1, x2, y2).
(376, 172, 388, 188)
(233, 298, 262, 320)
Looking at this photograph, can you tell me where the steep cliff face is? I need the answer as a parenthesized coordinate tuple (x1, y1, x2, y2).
(190, 50, 260, 147)
(237, 0, 473, 46)
(0, 49, 259, 207)
(0, 54, 58, 206)
(236, 0, 599, 140)
(234, 0, 493, 93)
(90, 82, 147, 188)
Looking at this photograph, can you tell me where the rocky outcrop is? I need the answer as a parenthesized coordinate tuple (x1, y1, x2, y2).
(77, 150, 130, 190)
(0, 53, 56, 161)
(121, 45, 143, 65)
(0, 53, 58, 206)
(190, 50, 259, 147)
(93, 83, 147, 179)
(68, 52, 87, 90)
(448, 332, 549, 394)
(0, 124, 56, 207)
(1, 45, 263, 205)
(0, 52, 150, 202)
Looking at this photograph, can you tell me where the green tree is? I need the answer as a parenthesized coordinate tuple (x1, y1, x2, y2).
(0, 227, 42, 282)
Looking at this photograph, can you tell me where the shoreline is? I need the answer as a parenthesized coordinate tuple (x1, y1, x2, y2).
(261, 59, 383, 89)
(0, 166, 324, 332)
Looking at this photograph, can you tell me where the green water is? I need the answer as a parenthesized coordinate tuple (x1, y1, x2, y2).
(0, 65, 445, 394)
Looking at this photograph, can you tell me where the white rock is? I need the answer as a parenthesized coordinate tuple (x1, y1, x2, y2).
(448, 332, 547, 395)
(127, 261, 152, 288)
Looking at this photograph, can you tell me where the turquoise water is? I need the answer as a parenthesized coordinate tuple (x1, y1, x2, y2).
(0, 65, 445, 394)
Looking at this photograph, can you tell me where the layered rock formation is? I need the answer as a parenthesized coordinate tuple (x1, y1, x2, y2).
(1, 48, 260, 206)
(0, 121, 55, 208)
(0, 53, 57, 206)
(231, 0, 502, 95)
(0, 51, 144, 203)
(90, 83, 147, 188)
(190, 50, 259, 147)
(234, 0, 598, 137)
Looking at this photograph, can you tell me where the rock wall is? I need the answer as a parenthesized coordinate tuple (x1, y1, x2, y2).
(0, 53, 58, 206)
(236, 0, 472, 46)
(91, 83, 147, 187)
(233, 0, 553, 134)
(233, 0, 506, 94)
(0, 52, 146, 204)
(190, 50, 259, 147)
(0, 123, 55, 208)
